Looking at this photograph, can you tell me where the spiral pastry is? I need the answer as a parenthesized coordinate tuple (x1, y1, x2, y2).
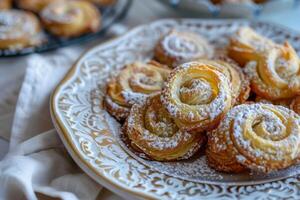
(0, 10, 42, 50)
(291, 96, 300, 115)
(227, 27, 276, 66)
(255, 96, 292, 108)
(41, 0, 101, 38)
(200, 59, 250, 105)
(245, 42, 300, 100)
(17, 0, 65, 12)
(161, 61, 233, 133)
(104, 61, 171, 121)
(85, 0, 116, 6)
(0, 0, 11, 9)
(154, 30, 214, 68)
(211, 0, 266, 4)
(124, 94, 206, 161)
(207, 103, 300, 173)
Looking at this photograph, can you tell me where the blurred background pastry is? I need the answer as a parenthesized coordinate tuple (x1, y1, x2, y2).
(0, 0, 11, 9)
(16, 0, 65, 13)
(85, 0, 117, 6)
(211, 0, 266, 4)
(0, 10, 43, 49)
(40, 0, 101, 38)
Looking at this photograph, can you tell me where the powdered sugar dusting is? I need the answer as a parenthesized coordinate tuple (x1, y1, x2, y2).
(0, 10, 38, 40)
(161, 30, 214, 65)
(41, 2, 82, 24)
(122, 91, 146, 105)
(209, 103, 300, 173)
(161, 62, 232, 127)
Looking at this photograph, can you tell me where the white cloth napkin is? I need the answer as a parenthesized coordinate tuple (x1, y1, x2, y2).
(0, 49, 103, 200)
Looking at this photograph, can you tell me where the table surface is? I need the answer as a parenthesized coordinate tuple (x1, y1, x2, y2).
(1, 0, 300, 199)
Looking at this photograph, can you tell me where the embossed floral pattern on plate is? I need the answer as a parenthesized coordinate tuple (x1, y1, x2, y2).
(51, 19, 300, 200)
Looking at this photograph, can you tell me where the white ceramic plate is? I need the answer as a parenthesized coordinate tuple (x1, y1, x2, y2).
(51, 19, 300, 200)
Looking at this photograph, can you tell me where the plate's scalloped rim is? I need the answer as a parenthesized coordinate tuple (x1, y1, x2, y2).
(50, 32, 158, 199)
(50, 18, 300, 200)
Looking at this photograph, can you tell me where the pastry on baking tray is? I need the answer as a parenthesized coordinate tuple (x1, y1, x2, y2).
(16, 0, 65, 13)
(104, 61, 171, 121)
(0, 0, 12, 9)
(227, 27, 277, 66)
(161, 61, 233, 133)
(154, 30, 214, 68)
(206, 103, 300, 173)
(0, 10, 43, 50)
(84, 0, 117, 6)
(245, 42, 300, 100)
(41, 0, 101, 38)
(123, 94, 206, 161)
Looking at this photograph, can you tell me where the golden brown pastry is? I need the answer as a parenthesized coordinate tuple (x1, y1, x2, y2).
(154, 30, 214, 68)
(245, 42, 300, 100)
(104, 61, 171, 121)
(84, 0, 116, 6)
(17, 0, 65, 12)
(0, 0, 12, 9)
(227, 27, 277, 66)
(41, 0, 101, 38)
(124, 94, 206, 161)
(211, 0, 266, 4)
(207, 103, 300, 173)
(0, 10, 43, 49)
(291, 96, 300, 115)
(161, 61, 233, 133)
(255, 96, 292, 108)
(200, 58, 250, 105)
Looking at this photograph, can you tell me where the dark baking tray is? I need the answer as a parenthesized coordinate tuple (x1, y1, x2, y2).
(0, 0, 132, 57)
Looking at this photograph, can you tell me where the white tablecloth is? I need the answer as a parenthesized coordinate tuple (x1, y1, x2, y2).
(0, 1, 300, 199)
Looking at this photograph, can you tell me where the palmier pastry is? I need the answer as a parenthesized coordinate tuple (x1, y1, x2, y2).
(124, 94, 206, 161)
(41, 0, 101, 38)
(245, 42, 300, 100)
(291, 96, 300, 115)
(104, 61, 171, 121)
(227, 27, 277, 66)
(199, 59, 250, 105)
(161, 61, 233, 133)
(154, 30, 214, 68)
(0, 10, 43, 49)
(84, 0, 116, 6)
(255, 96, 292, 108)
(0, 0, 11, 9)
(17, 0, 65, 12)
(211, 0, 266, 4)
(207, 103, 300, 173)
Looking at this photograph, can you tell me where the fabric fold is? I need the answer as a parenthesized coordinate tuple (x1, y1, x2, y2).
(0, 49, 102, 200)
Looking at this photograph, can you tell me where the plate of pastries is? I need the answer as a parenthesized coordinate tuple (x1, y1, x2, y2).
(160, 0, 293, 17)
(51, 19, 300, 199)
(0, 0, 131, 57)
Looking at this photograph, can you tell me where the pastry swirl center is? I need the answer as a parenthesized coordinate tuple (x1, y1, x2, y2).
(129, 69, 163, 94)
(179, 79, 213, 105)
(252, 113, 286, 141)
